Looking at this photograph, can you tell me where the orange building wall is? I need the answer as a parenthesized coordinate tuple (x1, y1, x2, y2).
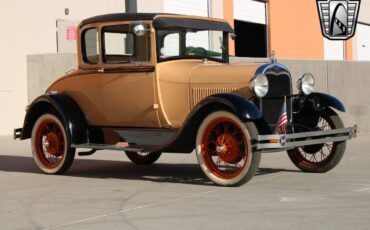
(223, 0, 235, 56)
(268, 0, 324, 59)
(345, 39, 352, 60)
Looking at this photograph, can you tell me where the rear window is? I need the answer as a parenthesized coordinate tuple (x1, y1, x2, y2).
(82, 28, 99, 64)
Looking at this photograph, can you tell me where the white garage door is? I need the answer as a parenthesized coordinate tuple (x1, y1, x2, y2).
(324, 38, 344, 60)
(163, 0, 210, 51)
(234, 0, 266, 24)
(164, 0, 208, 17)
(355, 24, 370, 61)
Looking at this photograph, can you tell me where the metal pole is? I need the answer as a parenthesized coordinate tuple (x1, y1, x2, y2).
(125, 0, 137, 13)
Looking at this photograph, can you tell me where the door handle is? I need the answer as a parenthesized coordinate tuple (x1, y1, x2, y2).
(97, 68, 105, 73)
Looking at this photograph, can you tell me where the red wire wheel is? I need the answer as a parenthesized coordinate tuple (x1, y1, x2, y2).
(201, 117, 248, 179)
(294, 116, 333, 167)
(31, 114, 75, 174)
(34, 118, 65, 168)
(196, 111, 261, 186)
(287, 108, 346, 173)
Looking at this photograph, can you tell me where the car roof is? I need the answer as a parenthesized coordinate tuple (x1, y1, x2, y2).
(79, 13, 234, 33)
(80, 13, 174, 28)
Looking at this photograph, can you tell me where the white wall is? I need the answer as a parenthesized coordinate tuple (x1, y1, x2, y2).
(324, 39, 344, 60)
(163, 0, 209, 16)
(138, 0, 164, 13)
(0, 0, 124, 136)
(354, 24, 370, 61)
(358, 0, 370, 24)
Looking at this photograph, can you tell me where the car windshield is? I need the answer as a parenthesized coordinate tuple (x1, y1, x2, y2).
(156, 28, 229, 63)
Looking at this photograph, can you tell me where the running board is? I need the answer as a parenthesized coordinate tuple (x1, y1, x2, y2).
(71, 143, 144, 152)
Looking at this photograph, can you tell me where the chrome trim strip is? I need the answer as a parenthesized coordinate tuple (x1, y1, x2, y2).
(257, 136, 349, 150)
(257, 127, 354, 141)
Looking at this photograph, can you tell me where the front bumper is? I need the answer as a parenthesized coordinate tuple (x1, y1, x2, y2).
(256, 125, 357, 151)
(13, 128, 22, 140)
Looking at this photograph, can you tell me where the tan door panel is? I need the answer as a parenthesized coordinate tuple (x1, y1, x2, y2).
(101, 71, 159, 127)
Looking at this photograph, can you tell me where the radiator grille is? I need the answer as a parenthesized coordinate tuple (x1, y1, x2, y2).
(254, 74, 292, 130)
(192, 87, 237, 107)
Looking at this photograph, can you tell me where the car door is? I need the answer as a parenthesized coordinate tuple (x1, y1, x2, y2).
(99, 23, 159, 128)
(49, 26, 105, 126)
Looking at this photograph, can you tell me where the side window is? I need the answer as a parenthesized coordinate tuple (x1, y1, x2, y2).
(103, 25, 134, 63)
(104, 32, 134, 56)
(160, 33, 180, 58)
(102, 24, 150, 64)
(82, 28, 99, 64)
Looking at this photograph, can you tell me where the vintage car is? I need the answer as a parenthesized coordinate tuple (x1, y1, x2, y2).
(14, 13, 357, 186)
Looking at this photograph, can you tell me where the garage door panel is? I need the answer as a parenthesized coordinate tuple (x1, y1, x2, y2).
(324, 38, 344, 60)
(234, 0, 266, 25)
(164, 0, 208, 17)
(356, 24, 370, 61)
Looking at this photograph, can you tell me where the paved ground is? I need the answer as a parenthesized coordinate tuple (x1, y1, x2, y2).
(0, 133, 369, 230)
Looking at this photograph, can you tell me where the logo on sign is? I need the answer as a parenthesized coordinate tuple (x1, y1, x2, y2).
(317, 0, 361, 40)
(66, 26, 77, 41)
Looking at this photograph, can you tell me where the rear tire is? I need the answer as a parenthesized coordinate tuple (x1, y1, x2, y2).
(125, 151, 162, 165)
(195, 111, 261, 186)
(287, 108, 346, 173)
(31, 114, 75, 174)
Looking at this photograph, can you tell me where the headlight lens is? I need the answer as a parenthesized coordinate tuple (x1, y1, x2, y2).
(251, 74, 269, 98)
(298, 73, 315, 95)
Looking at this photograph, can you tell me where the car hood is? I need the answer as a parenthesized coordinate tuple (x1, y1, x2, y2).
(157, 59, 265, 85)
(189, 61, 264, 84)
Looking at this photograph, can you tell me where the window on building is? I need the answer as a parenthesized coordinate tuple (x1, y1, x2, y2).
(234, 20, 267, 57)
(82, 28, 99, 64)
(233, 0, 268, 58)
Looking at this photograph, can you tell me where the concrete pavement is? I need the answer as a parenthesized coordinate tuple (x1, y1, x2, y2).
(0, 134, 369, 230)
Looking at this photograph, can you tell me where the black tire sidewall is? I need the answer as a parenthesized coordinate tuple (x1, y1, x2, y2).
(288, 108, 346, 173)
(125, 151, 162, 165)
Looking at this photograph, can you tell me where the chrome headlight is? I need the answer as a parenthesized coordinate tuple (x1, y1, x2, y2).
(251, 74, 269, 98)
(297, 73, 315, 95)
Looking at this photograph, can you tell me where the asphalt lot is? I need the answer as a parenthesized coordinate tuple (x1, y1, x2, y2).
(0, 133, 369, 230)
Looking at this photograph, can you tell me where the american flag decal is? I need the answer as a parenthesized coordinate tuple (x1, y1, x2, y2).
(274, 100, 288, 134)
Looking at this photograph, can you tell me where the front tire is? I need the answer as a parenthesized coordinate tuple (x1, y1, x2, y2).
(287, 108, 346, 173)
(195, 111, 261, 186)
(31, 114, 75, 174)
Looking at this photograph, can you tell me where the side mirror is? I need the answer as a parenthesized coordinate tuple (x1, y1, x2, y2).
(133, 24, 146, 37)
(230, 33, 237, 40)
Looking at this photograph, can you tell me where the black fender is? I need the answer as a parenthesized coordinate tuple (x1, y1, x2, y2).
(20, 93, 88, 144)
(160, 93, 263, 153)
(294, 92, 345, 113)
(292, 92, 345, 132)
